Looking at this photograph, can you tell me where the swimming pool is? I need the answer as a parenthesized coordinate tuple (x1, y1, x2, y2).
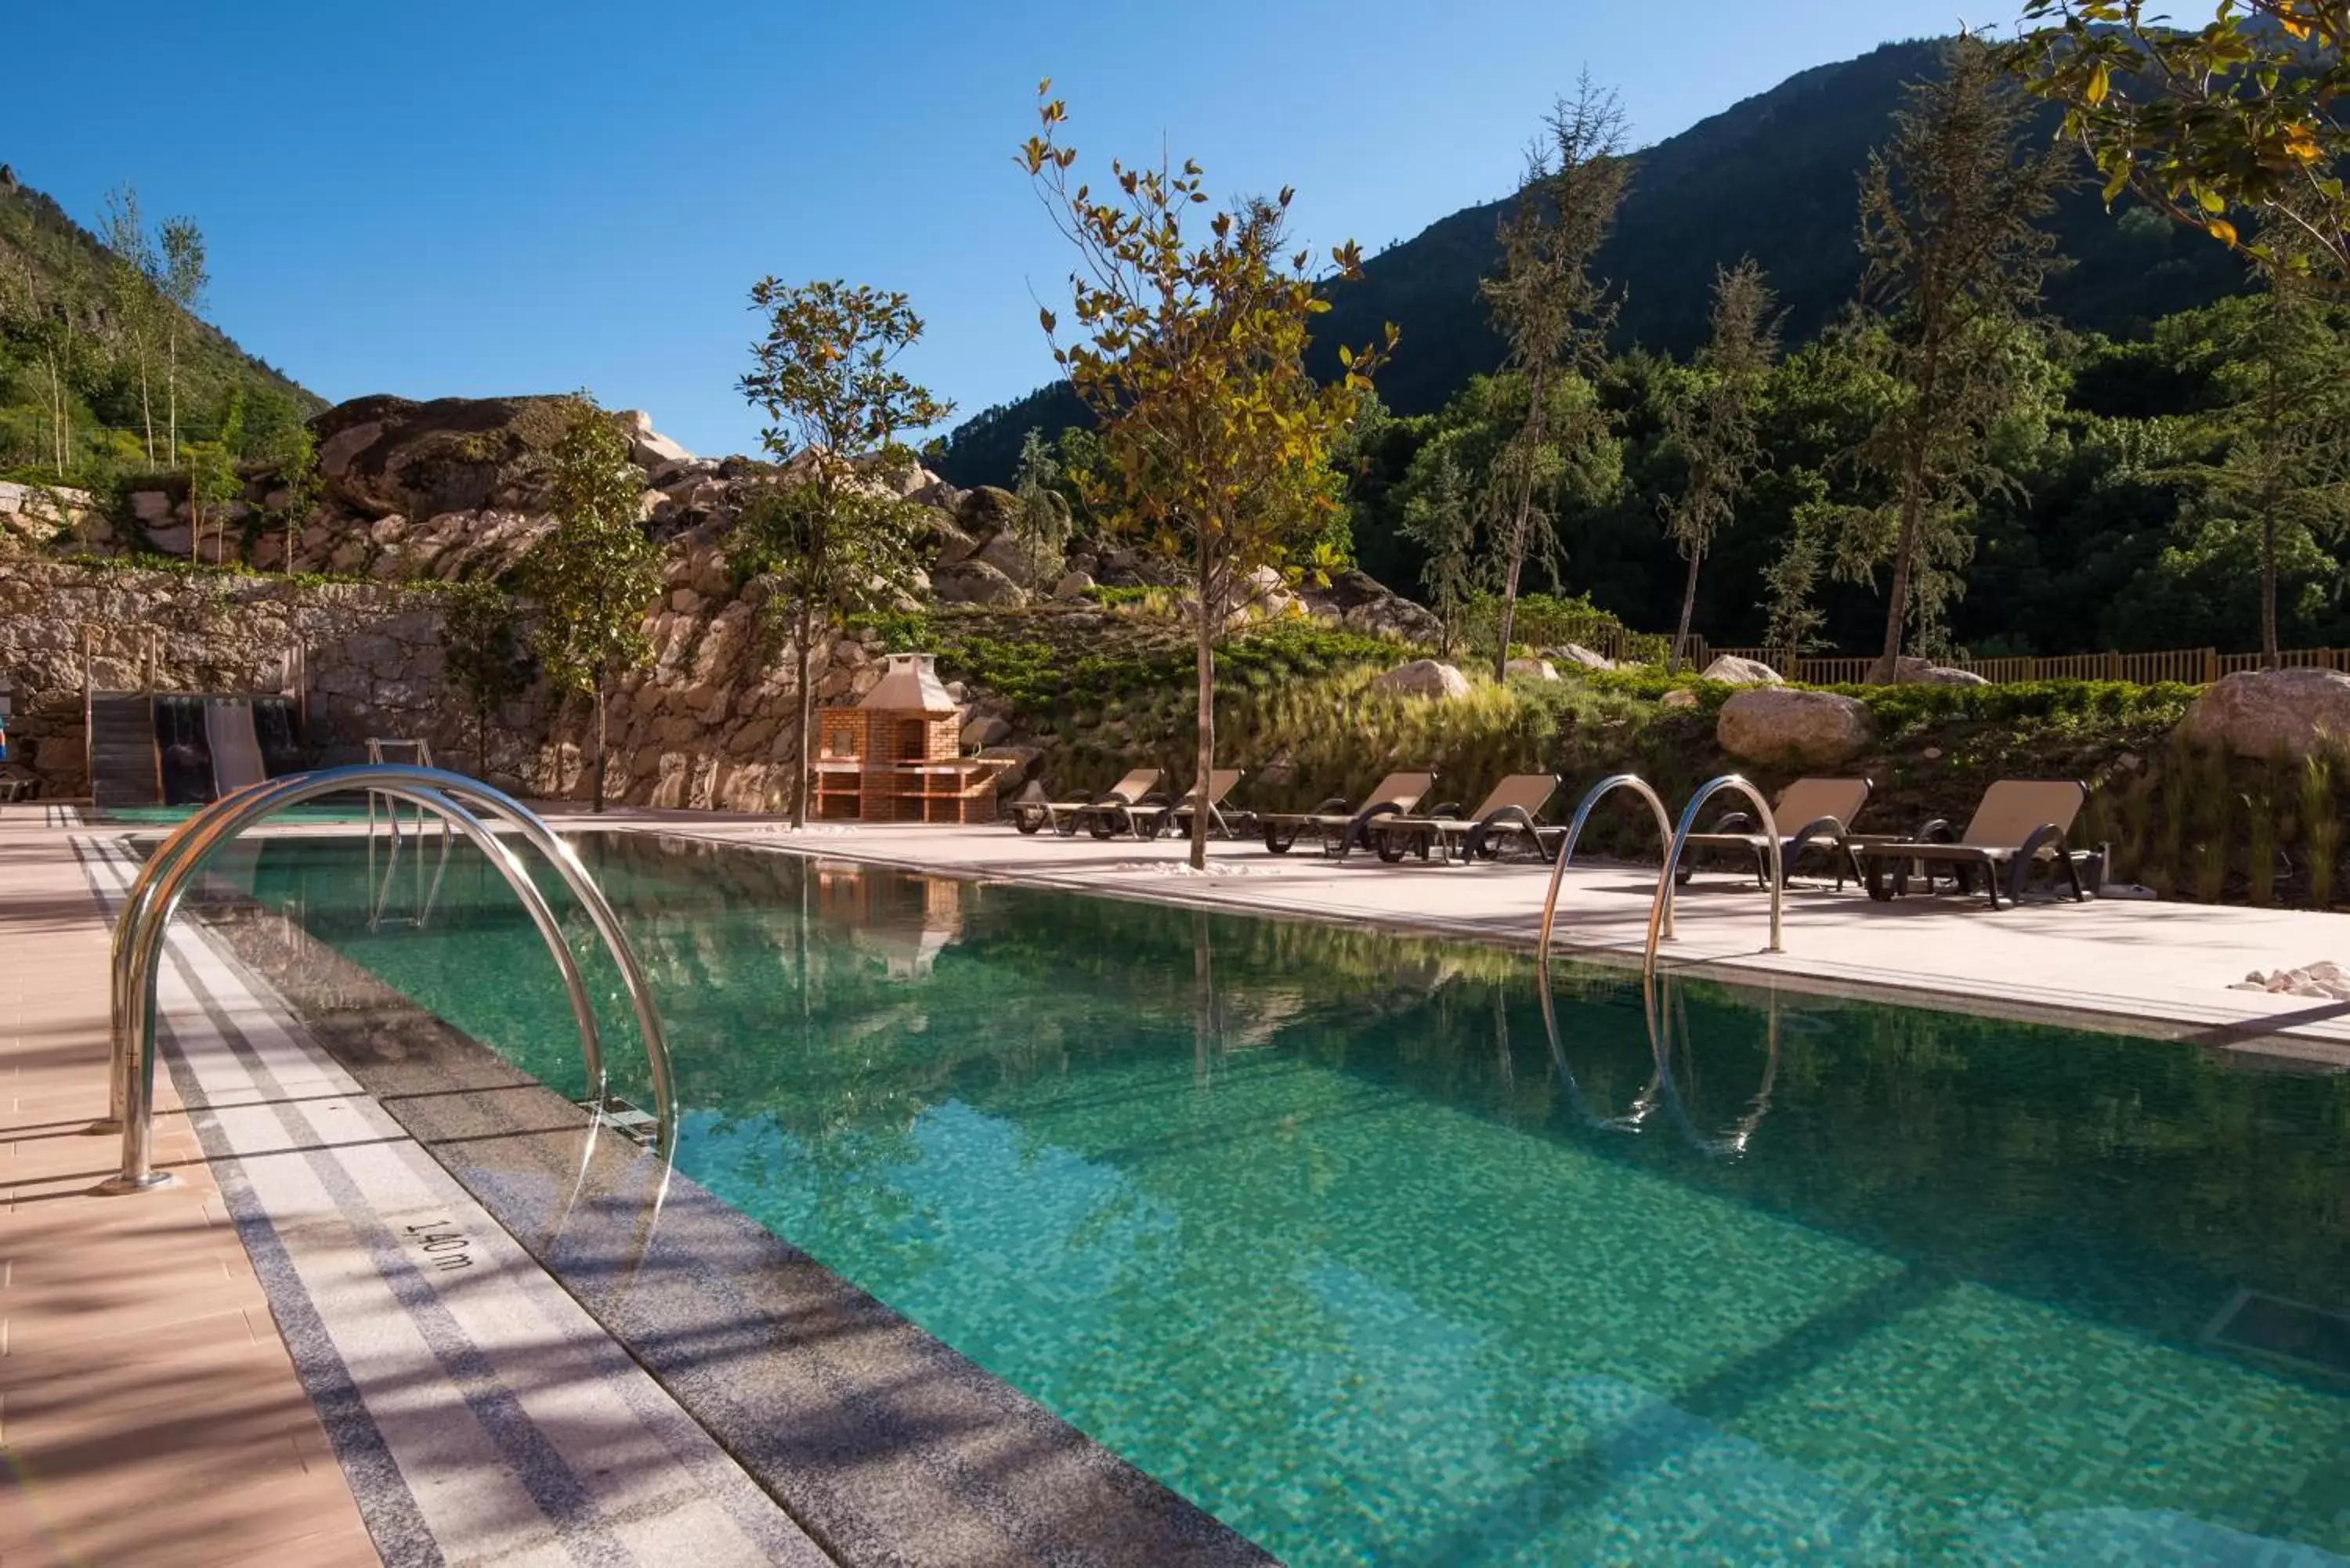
(216, 830, 2350, 1565)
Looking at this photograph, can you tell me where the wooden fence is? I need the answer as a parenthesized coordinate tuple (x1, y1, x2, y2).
(1674, 643, 2350, 688)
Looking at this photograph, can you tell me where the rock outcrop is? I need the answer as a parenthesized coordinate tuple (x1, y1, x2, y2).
(1893, 657, 1989, 687)
(1306, 569, 1444, 644)
(1546, 643, 1616, 671)
(1372, 659, 1472, 700)
(1701, 654, 1783, 687)
(2180, 668, 2350, 759)
(1505, 658, 1560, 682)
(1716, 688, 1873, 768)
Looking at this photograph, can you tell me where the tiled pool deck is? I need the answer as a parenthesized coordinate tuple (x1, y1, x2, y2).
(606, 811, 2350, 1062)
(0, 808, 378, 1566)
(8, 798, 2350, 1566)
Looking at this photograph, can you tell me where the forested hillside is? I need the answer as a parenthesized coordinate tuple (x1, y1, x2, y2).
(0, 172, 322, 485)
(933, 38, 2247, 489)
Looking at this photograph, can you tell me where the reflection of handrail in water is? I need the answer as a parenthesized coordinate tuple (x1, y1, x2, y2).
(1531, 950, 1780, 1157)
(1640, 973, 1781, 1159)
(1538, 775, 1679, 952)
(367, 794, 454, 932)
(1534, 952, 1661, 1133)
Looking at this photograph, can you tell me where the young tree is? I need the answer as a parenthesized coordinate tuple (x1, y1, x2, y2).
(737, 280, 951, 829)
(2015, 2, 2350, 291)
(97, 183, 161, 465)
(1399, 446, 1480, 658)
(1833, 39, 2070, 681)
(240, 388, 320, 568)
(440, 580, 530, 777)
(1010, 425, 1076, 582)
(521, 397, 662, 813)
(186, 439, 240, 565)
(1660, 258, 1781, 672)
(1480, 78, 1631, 680)
(1022, 84, 1393, 869)
(0, 208, 97, 478)
(159, 216, 207, 463)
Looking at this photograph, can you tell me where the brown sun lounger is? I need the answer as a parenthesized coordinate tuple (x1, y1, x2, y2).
(1133, 769, 1250, 840)
(1675, 777, 1875, 889)
(1854, 779, 2090, 909)
(1258, 771, 1437, 856)
(1011, 768, 1163, 836)
(1363, 773, 1561, 863)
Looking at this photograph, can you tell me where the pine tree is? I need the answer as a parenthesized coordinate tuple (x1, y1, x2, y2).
(1400, 446, 1479, 658)
(1480, 77, 1630, 681)
(1832, 38, 2070, 681)
(1660, 258, 1780, 672)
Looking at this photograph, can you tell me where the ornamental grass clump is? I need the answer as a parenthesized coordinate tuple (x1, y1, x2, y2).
(2303, 752, 2344, 909)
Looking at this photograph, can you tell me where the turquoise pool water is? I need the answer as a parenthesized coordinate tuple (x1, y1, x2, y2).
(103, 801, 374, 826)
(229, 832, 2350, 1565)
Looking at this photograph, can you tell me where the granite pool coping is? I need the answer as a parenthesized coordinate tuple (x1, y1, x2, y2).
(185, 882, 1275, 1568)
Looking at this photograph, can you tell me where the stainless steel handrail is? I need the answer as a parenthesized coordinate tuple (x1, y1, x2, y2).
(1538, 774, 1678, 951)
(103, 771, 598, 1129)
(99, 764, 676, 1193)
(104, 780, 606, 1191)
(1647, 774, 1783, 975)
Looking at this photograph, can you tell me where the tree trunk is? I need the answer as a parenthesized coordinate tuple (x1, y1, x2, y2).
(591, 682, 608, 815)
(1871, 489, 1924, 685)
(2261, 349, 2283, 671)
(1191, 535, 1215, 873)
(2261, 502, 2280, 671)
(139, 359, 154, 468)
(45, 356, 67, 476)
(166, 326, 179, 461)
(1491, 396, 1549, 682)
(792, 594, 815, 829)
(1671, 547, 1703, 675)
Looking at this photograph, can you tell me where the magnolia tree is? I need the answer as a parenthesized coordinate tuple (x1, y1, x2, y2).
(737, 279, 950, 829)
(521, 398, 662, 812)
(1022, 82, 1393, 869)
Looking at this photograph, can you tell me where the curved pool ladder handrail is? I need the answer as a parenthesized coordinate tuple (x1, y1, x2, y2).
(1640, 972, 1782, 1158)
(1646, 775, 1784, 977)
(1533, 952, 1661, 1133)
(1538, 775, 1678, 952)
(104, 770, 602, 1129)
(99, 764, 676, 1194)
(104, 778, 606, 1192)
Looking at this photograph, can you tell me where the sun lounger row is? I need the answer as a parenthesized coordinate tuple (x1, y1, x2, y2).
(1009, 768, 2095, 909)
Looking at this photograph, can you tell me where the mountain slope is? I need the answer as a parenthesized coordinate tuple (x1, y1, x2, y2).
(0, 175, 323, 470)
(934, 38, 2247, 486)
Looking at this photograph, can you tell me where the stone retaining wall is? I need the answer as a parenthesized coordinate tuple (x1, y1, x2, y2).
(0, 560, 512, 797)
(0, 553, 883, 810)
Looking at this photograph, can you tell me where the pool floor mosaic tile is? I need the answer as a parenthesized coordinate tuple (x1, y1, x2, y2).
(220, 832, 2350, 1566)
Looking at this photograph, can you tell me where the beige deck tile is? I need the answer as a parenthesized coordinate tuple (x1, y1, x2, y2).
(0, 812, 375, 1565)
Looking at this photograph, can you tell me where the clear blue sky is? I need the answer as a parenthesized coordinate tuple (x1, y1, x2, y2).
(9, 1, 1987, 457)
